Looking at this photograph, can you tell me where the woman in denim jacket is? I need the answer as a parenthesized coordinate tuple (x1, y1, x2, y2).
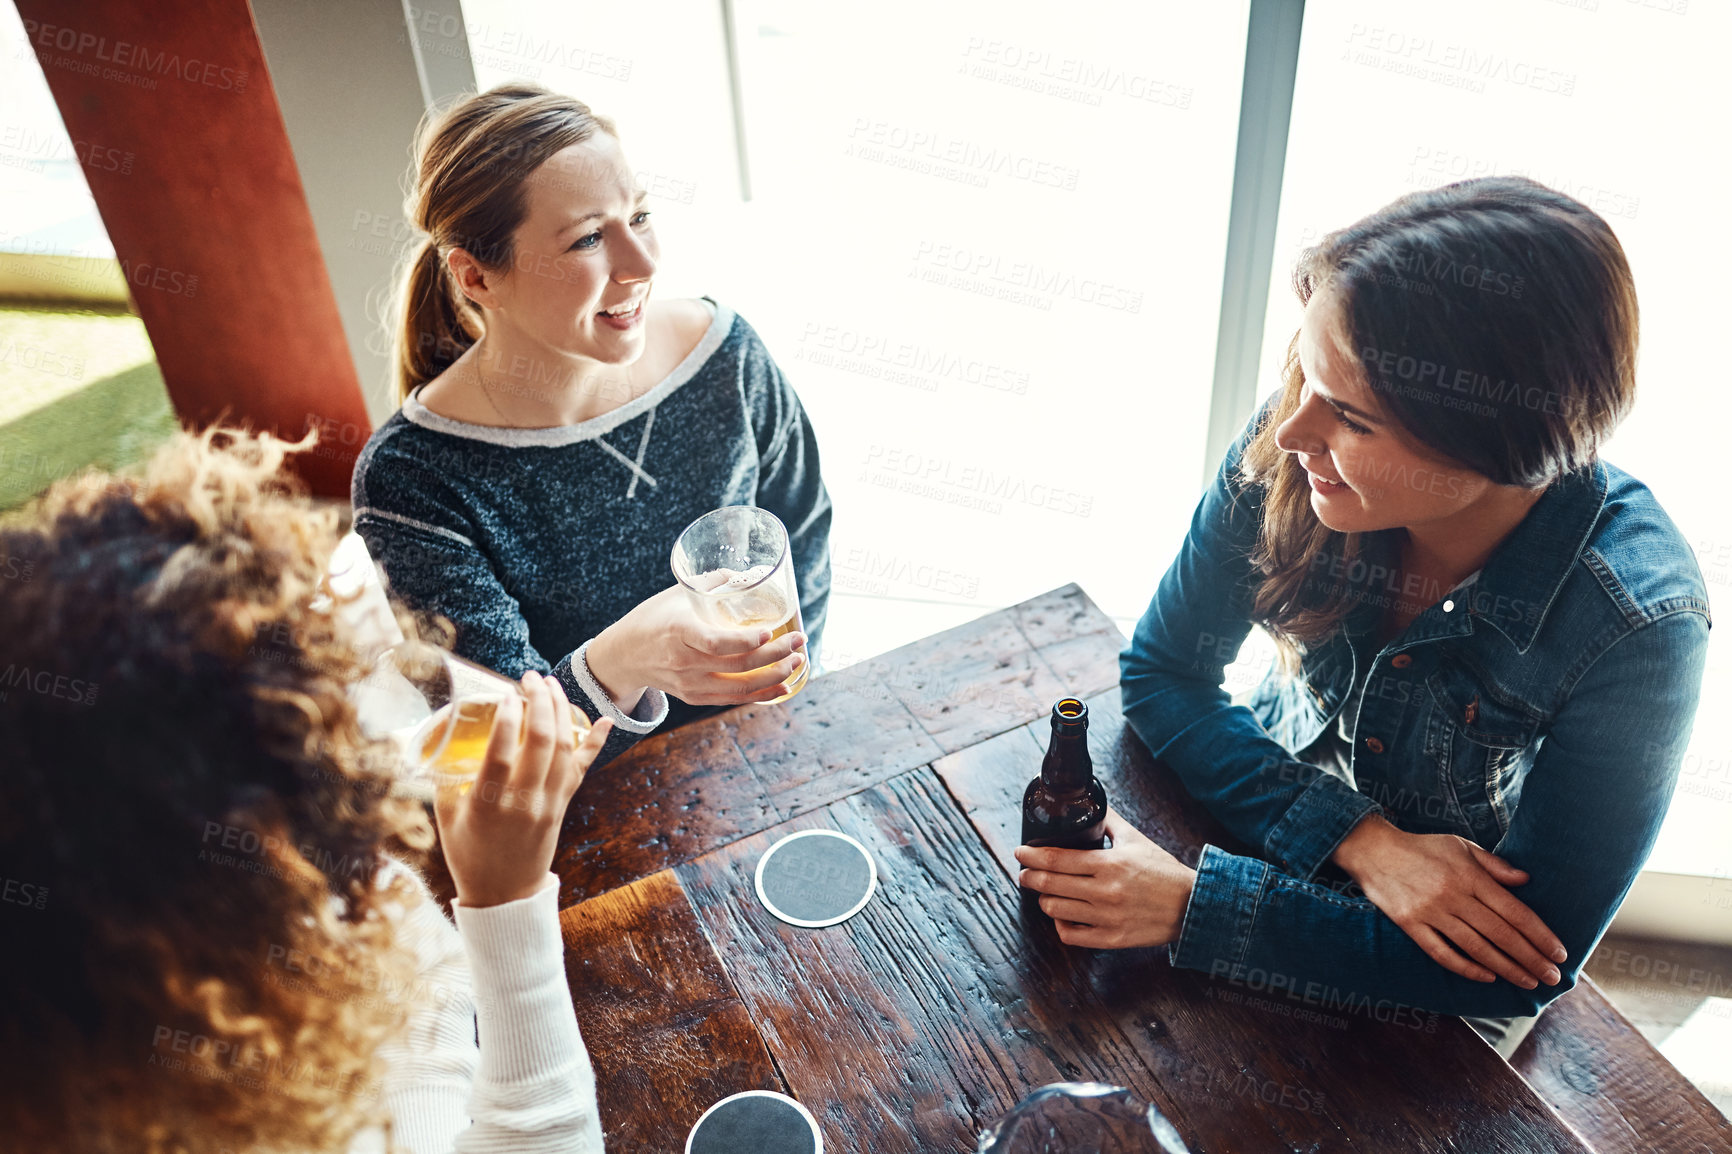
(1016, 176, 1711, 1053)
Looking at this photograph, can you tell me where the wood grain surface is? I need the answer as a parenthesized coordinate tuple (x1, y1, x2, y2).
(560, 870, 782, 1150)
(934, 701, 1592, 1153)
(553, 586, 1707, 1152)
(553, 585, 1121, 905)
(677, 771, 1193, 1152)
(1511, 975, 1732, 1154)
(674, 768, 1590, 1152)
(553, 715, 780, 907)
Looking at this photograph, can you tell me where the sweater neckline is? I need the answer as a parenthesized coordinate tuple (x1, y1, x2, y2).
(400, 298, 733, 448)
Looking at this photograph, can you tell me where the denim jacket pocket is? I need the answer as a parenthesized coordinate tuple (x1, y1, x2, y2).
(1424, 663, 1543, 846)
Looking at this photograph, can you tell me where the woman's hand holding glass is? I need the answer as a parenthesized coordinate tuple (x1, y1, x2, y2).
(435, 672, 613, 908)
(585, 585, 807, 709)
(1331, 815, 1567, 989)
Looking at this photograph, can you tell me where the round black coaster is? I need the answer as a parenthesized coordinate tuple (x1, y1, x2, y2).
(754, 829, 878, 928)
(687, 1090, 822, 1154)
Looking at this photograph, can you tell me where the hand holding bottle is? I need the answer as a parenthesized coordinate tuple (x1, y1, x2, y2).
(1015, 811, 1197, 949)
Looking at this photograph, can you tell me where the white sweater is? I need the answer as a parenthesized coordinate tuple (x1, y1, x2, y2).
(350, 869, 604, 1154)
(324, 539, 604, 1151)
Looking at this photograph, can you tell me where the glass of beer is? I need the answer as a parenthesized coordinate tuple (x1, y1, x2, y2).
(671, 505, 807, 703)
(354, 640, 590, 796)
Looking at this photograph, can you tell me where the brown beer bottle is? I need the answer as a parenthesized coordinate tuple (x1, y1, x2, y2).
(1020, 698, 1108, 856)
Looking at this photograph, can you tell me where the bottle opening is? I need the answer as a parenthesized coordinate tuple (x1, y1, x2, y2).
(1055, 698, 1086, 719)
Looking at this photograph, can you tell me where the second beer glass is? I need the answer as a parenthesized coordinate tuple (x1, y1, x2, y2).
(671, 505, 807, 702)
(356, 640, 591, 795)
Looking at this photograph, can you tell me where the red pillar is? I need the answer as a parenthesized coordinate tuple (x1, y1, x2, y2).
(13, 0, 372, 498)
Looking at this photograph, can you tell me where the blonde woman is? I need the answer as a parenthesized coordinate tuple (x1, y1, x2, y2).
(354, 84, 830, 764)
(0, 430, 610, 1152)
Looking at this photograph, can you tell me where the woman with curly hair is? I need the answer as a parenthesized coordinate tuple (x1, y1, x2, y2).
(0, 429, 611, 1153)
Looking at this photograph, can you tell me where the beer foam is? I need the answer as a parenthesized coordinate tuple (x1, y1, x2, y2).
(693, 564, 791, 628)
(696, 564, 775, 592)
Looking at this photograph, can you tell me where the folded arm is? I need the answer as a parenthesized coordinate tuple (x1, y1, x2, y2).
(1170, 610, 1709, 1017)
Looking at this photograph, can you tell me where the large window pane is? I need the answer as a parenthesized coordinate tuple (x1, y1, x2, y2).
(467, 0, 1252, 663)
(1258, 0, 1732, 879)
(0, 2, 111, 265)
(0, 3, 173, 512)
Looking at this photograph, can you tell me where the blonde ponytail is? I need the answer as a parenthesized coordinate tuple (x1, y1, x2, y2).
(395, 238, 479, 402)
(390, 83, 617, 404)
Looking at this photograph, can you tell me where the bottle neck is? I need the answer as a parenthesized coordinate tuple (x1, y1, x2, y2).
(1042, 727, 1092, 794)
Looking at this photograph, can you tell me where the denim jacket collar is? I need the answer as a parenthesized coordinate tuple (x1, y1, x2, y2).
(1466, 461, 1608, 653)
(1343, 461, 1609, 656)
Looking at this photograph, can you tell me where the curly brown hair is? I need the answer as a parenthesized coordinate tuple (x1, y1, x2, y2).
(0, 429, 435, 1153)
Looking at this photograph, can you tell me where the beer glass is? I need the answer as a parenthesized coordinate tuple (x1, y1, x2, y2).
(354, 640, 590, 795)
(671, 505, 807, 702)
(976, 1083, 1191, 1154)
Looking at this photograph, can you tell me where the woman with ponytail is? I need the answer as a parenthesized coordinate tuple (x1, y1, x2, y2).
(1017, 177, 1710, 1055)
(355, 84, 830, 765)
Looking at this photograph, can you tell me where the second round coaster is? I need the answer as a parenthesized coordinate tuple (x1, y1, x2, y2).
(687, 1090, 822, 1154)
(754, 829, 878, 928)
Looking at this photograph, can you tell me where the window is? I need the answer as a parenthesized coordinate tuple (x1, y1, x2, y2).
(0, 2, 111, 269)
(0, 2, 171, 512)
(465, 0, 1252, 663)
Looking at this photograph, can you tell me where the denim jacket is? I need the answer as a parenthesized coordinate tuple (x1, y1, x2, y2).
(1122, 405, 1711, 1018)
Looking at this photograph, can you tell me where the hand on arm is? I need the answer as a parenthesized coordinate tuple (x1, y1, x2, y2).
(1014, 811, 1197, 949)
(1162, 614, 1709, 1019)
(435, 672, 614, 908)
(584, 585, 807, 708)
(1330, 814, 1566, 989)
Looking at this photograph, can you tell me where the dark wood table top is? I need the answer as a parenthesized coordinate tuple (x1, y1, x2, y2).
(555, 585, 1593, 1153)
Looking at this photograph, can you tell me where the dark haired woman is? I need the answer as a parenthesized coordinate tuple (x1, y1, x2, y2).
(1016, 177, 1710, 1054)
(353, 84, 830, 763)
(0, 430, 611, 1151)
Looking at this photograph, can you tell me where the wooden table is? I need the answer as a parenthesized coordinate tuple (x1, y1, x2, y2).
(553, 585, 1595, 1152)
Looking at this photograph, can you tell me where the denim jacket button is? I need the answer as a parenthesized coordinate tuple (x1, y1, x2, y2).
(1364, 737, 1385, 754)
(1390, 654, 1413, 669)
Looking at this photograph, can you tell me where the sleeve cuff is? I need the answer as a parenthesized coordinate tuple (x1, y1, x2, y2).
(450, 873, 563, 990)
(1168, 844, 1272, 976)
(451, 873, 592, 1089)
(1261, 770, 1382, 880)
(568, 639, 669, 735)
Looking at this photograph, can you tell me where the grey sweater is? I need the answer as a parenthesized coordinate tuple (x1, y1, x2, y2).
(352, 299, 831, 766)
